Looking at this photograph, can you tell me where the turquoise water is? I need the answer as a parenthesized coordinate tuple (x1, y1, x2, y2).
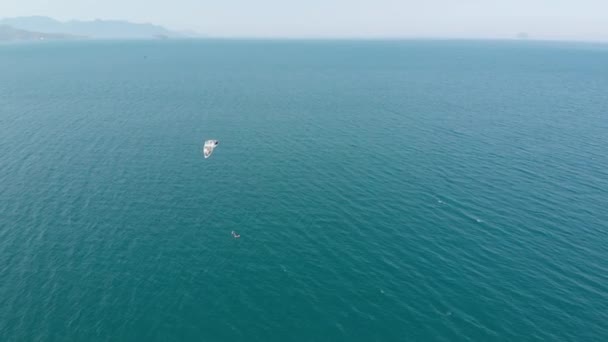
(1, 40, 607, 341)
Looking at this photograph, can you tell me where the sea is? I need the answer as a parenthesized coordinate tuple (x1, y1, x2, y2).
(1, 39, 607, 341)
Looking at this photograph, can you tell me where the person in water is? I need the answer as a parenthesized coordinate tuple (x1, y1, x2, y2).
(231, 231, 240, 238)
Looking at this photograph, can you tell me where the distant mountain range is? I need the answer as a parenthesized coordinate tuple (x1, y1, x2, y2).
(0, 25, 83, 41)
(0, 16, 199, 41)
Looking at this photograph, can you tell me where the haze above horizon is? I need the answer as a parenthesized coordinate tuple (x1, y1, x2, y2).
(1, 1, 607, 41)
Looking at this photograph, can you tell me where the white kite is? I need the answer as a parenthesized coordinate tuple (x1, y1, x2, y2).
(203, 140, 219, 158)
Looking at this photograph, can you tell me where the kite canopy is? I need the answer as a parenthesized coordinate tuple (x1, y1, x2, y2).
(203, 140, 219, 158)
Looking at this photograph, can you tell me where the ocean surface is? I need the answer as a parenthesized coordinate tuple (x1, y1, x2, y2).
(1, 39, 607, 341)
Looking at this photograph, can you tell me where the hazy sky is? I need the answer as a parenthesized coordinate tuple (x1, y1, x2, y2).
(1, 0, 607, 40)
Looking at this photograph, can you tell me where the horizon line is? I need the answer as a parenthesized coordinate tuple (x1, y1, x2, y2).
(2, 15, 607, 44)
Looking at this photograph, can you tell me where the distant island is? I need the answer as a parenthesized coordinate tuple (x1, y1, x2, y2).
(0, 16, 199, 41)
